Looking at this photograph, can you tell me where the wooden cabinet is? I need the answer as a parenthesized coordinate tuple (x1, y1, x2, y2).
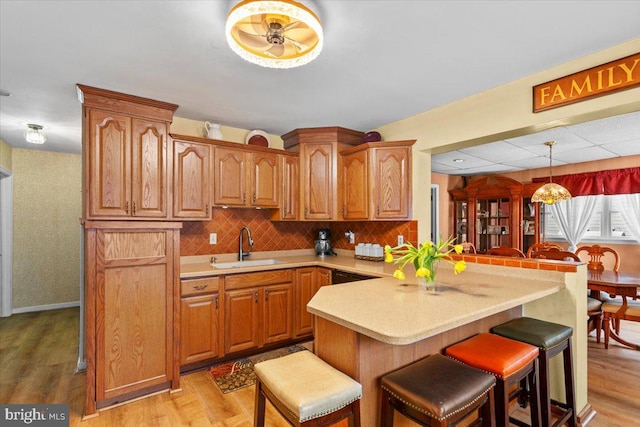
(214, 146, 279, 208)
(172, 138, 212, 220)
(272, 153, 299, 220)
(179, 277, 221, 366)
(450, 176, 541, 254)
(78, 85, 177, 220)
(341, 140, 415, 220)
(282, 127, 364, 220)
(294, 267, 332, 338)
(224, 270, 293, 355)
(83, 221, 181, 415)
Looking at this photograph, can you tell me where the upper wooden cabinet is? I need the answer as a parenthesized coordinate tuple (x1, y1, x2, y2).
(282, 127, 364, 220)
(271, 153, 299, 221)
(341, 140, 415, 220)
(213, 145, 279, 208)
(172, 137, 212, 220)
(78, 85, 178, 220)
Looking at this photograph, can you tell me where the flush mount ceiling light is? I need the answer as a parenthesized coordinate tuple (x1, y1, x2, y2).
(24, 123, 47, 144)
(531, 141, 571, 205)
(225, 0, 323, 69)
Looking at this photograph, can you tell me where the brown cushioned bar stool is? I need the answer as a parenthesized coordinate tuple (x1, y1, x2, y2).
(253, 350, 362, 427)
(492, 317, 576, 427)
(380, 353, 496, 427)
(445, 333, 541, 427)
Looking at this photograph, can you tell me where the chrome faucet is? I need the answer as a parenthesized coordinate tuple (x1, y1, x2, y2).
(238, 226, 254, 261)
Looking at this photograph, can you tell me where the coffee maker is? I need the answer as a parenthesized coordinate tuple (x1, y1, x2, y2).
(315, 229, 337, 257)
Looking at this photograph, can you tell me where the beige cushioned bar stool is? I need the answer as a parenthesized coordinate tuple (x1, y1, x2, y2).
(253, 350, 362, 427)
(381, 353, 496, 427)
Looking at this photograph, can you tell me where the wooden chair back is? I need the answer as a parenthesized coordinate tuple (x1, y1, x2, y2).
(532, 248, 580, 262)
(486, 246, 526, 258)
(576, 245, 620, 272)
(461, 241, 476, 254)
(526, 242, 562, 258)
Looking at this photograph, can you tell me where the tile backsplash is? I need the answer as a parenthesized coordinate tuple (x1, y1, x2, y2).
(180, 208, 418, 256)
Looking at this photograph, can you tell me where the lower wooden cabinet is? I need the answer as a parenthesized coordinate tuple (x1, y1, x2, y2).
(180, 293, 221, 366)
(263, 283, 294, 345)
(84, 221, 181, 416)
(224, 287, 262, 354)
(294, 267, 332, 337)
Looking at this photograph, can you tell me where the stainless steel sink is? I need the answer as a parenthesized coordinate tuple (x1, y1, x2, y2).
(212, 259, 284, 269)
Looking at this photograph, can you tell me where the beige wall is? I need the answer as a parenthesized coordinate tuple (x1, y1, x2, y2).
(170, 117, 284, 149)
(377, 38, 640, 243)
(0, 138, 12, 171)
(12, 149, 81, 310)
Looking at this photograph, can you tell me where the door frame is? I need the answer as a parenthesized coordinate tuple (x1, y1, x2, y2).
(0, 167, 13, 317)
(430, 184, 440, 242)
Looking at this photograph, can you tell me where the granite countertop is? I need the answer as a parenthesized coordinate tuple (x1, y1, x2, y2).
(179, 249, 398, 279)
(181, 250, 566, 346)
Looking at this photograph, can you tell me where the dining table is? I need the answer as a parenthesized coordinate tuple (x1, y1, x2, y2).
(587, 270, 640, 350)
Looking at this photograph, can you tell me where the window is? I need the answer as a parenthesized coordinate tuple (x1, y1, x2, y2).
(543, 195, 637, 243)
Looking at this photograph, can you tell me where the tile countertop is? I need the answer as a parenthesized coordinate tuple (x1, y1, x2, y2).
(180, 250, 567, 346)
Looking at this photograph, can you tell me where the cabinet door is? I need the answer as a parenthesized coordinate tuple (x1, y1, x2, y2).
(250, 152, 279, 207)
(278, 155, 298, 220)
(94, 228, 176, 404)
(173, 140, 211, 219)
(180, 294, 220, 365)
(131, 118, 167, 218)
(316, 267, 332, 287)
(342, 150, 369, 219)
(293, 268, 317, 337)
(371, 146, 411, 219)
(87, 110, 131, 218)
(224, 288, 260, 354)
(301, 143, 333, 219)
(214, 147, 246, 206)
(263, 283, 293, 345)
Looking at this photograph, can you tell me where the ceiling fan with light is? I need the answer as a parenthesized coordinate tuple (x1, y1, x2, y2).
(226, 0, 323, 69)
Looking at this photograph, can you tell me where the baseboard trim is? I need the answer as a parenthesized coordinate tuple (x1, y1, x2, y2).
(578, 403, 597, 426)
(12, 301, 80, 314)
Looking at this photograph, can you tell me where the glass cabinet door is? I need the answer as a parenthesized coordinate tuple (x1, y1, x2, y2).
(522, 197, 537, 255)
(476, 198, 510, 252)
(455, 200, 468, 243)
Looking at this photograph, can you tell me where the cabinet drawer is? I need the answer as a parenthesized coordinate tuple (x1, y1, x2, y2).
(225, 269, 293, 290)
(181, 277, 220, 297)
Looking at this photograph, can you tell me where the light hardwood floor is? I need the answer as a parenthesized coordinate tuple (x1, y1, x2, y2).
(1, 308, 639, 426)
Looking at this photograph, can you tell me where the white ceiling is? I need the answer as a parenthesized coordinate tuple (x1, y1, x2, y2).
(1, 1, 639, 175)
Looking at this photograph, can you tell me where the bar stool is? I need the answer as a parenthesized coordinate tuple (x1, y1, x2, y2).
(253, 350, 362, 427)
(445, 333, 541, 427)
(492, 317, 577, 427)
(380, 353, 496, 426)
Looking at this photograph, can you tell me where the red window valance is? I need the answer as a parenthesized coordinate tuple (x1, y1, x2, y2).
(532, 167, 640, 196)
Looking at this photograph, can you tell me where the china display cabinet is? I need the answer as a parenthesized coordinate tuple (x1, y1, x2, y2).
(450, 176, 541, 254)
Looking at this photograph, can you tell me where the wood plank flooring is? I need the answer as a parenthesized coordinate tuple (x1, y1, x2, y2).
(1, 308, 638, 426)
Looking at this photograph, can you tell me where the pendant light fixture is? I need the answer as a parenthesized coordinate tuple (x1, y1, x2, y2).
(24, 123, 47, 144)
(225, 0, 323, 69)
(531, 141, 571, 205)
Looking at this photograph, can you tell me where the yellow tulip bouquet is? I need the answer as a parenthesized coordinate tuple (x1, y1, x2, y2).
(384, 235, 467, 283)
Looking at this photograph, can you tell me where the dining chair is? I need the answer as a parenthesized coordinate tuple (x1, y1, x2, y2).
(486, 245, 526, 258)
(461, 241, 476, 254)
(576, 244, 620, 272)
(533, 249, 604, 343)
(526, 242, 562, 258)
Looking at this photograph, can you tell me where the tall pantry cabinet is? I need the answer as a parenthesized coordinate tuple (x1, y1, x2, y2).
(78, 85, 181, 417)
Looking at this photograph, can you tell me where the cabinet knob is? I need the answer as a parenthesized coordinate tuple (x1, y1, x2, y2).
(254, 291, 258, 303)
(206, 204, 209, 215)
(253, 193, 256, 203)
(304, 207, 308, 217)
(265, 289, 269, 301)
(215, 295, 219, 309)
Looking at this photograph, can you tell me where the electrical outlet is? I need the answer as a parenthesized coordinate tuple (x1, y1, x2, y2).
(397, 235, 404, 246)
(209, 233, 217, 245)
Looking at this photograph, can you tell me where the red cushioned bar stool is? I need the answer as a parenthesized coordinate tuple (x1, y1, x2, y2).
(380, 353, 496, 427)
(445, 333, 541, 427)
(491, 317, 577, 427)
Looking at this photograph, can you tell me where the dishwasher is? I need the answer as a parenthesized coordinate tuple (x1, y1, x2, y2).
(331, 269, 377, 284)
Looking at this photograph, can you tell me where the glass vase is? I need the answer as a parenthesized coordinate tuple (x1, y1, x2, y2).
(417, 271, 436, 291)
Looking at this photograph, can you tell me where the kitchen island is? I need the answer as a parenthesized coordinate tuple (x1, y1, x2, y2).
(308, 260, 589, 426)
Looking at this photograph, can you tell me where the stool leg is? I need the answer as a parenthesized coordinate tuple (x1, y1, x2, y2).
(480, 387, 496, 427)
(380, 388, 394, 427)
(538, 350, 551, 427)
(529, 359, 541, 427)
(563, 341, 577, 427)
(349, 400, 361, 427)
(495, 379, 509, 427)
(254, 379, 266, 427)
